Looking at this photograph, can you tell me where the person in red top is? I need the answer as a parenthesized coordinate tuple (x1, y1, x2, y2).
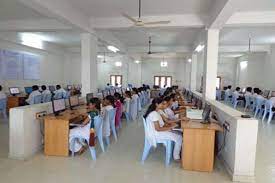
(114, 92, 123, 128)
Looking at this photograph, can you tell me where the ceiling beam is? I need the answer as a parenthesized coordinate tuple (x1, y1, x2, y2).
(225, 11, 275, 27)
(127, 46, 192, 53)
(0, 19, 72, 32)
(207, 0, 238, 29)
(91, 14, 205, 29)
(219, 44, 271, 53)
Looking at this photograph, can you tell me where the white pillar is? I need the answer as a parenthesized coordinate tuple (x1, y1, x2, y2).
(203, 29, 220, 100)
(81, 33, 98, 96)
(190, 54, 198, 91)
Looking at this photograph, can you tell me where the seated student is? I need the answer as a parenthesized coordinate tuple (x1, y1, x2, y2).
(114, 92, 123, 128)
(105, 83, 111, 90)
(69, 97, 101, 154)
(144, 98, 182, 160)
(163, 96, 180, 120)
(54, 85, 66, 99)
(252, 88, 259, 98)
(123, 91, 132, 114)
(225, 85, 232, 96)
(102, 95, 115, 138)
(0, 85, 7, 100)
(245, 87, 252, 96)
(26, 85, 41, 104)
(256, 90, 265, 100)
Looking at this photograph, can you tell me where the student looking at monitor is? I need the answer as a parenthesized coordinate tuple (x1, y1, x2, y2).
(0, 85, 7, 100)
(54, 85, 66, 99)
(41, 85, 51, 96)
(143, 98, 182, 160)
(69, 97, 101, 154)
(26, 85, 41, 104)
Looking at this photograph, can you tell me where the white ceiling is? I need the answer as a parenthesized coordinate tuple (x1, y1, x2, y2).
(237, 0, 275, 12)
(220, 26, 275, 45)
(68, 0, 214, 18)
(0, 0, 49, 21)
(109, 27, 202, 47)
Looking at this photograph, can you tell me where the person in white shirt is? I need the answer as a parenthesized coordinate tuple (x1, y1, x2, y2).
(0, 85, 7, 100)
(101, 95, 115, 138)
(163, 96, 179, 120)
(123, 91, 131, 114)
(41, 85, 51, 96)
(54, 85, 66, 99)
(144, 98, 182, 160)
(26, 85, 41, 104)
(244, 87, 252, 97)
(105, 83, 111, 90)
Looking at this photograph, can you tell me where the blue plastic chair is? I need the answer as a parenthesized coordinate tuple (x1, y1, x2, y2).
(71, 116, 104, 160)
(232, 93, 244, 109)
(0, 98, 7, 119)
(54, 92, 63, 100)
(141, 118, 172, 166)
(244, 95, 252, 111)
(216, 90, 222, 101)
(254, 97, 265, 118)
(130, 97, 138, 120)
(108, 108, 117, 141)
(33, 95, 42, 104)
(224, 91, 232, 103)
(262, 100, 275, 123)
(42, 94, 52, 103)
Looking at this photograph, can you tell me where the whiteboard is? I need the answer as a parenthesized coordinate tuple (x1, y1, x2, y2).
(2, 50, 23, 80)
(23, 54, 40, 80)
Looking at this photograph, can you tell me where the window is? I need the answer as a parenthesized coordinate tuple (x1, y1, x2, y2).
(110, 75, 122, 86)
(216, 76, 221, 90)
(154, 76, 172, 88)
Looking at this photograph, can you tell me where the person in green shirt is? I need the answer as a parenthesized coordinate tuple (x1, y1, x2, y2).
(69, 97, 101, 154)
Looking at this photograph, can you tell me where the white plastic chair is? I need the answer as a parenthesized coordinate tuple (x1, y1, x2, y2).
(32, 95, 42, 104)
(130, 97, 138, 120)
(262, 100, 275, 123)
(254, 97, 265, 118)
(42, 94, 52, 103)
(141, 118, 172, 166)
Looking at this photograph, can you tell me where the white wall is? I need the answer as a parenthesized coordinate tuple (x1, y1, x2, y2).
(0, 39, 67, 93)
(140, 58, 186, 88)
(218, 57, 237, 89)
(196, 51, 204, 91)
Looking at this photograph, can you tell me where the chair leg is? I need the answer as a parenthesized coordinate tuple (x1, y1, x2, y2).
(141, 140, 151, 163)
(165, 141, 172, 166)
(262, 111, 267, 121)
(89, 146, 96, 160)
(97, 135, 105, 153)
(267, 113, 273, 124)
(111, 124, 118, 141)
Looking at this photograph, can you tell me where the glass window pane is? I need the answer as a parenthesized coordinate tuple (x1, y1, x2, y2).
(117, 76, 122, 85)
(160, 77, 166, 88)
(166, 77, 172, 87)
(111, 76, 116, 86)
(154, 77, 159, 86)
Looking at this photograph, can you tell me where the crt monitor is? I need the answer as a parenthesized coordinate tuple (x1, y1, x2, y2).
(202, 103, 211, 123)
(9, 87, 20, 95)
(52, 99, 66, 115)
(24, 87, 32, 95)
(86, 93, 93, 104)
(49, 85, 56, 92)
(69, 95, 79, 109)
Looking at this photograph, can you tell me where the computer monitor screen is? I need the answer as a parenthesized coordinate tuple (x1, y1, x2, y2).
(86, 93, 93, 104)
(67, 85, 72, 90)
(263, 90, 270, 98)
(202, 103, 211, 122)
(9, 87, 20, 95)
(24, 87, 32, 95)
(69, 95, 79, 108)
(49, 85, 55, 92)
(271, 91, 275, 97)
(52, 99, 66, 114)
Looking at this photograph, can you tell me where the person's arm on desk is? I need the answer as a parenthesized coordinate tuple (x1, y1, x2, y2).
(154, 121, 177, 131)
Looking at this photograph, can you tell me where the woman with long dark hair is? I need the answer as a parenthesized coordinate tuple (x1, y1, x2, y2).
(143, 98, 182, 160)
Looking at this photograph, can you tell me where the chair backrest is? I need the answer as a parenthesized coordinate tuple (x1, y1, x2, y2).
(54, 92, 63, 100)
(33, 95, 42, 104)
(42, 94, 52, 103)
(94, 115, 103, 134)
(0, 98, 7, 110)
(143, 117, 157, 147)
(265, 100, 274, 111)
(255, 97, 265, 107)
(245, 95, 250, 103)
(64, 91, 70, 99)
(142, 117, 149, 138)
(107, 108, 116, 126)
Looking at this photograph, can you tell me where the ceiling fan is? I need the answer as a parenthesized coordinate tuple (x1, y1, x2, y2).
(122, 0, 171, 27)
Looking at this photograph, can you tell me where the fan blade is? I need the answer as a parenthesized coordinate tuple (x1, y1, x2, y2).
(144, 21, 171, 25)
(122, 13, 138, 23)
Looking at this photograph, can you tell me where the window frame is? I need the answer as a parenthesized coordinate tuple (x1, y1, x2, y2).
(110, 75, 123, 86)
(154, 76, 172, 88)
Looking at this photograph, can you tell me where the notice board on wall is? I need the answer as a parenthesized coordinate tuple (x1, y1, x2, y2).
(0, 49, 40, 80)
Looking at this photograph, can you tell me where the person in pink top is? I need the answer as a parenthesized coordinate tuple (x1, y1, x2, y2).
(114, 92, 123, 128)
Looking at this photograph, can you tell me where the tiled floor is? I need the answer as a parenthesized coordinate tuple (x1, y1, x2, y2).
(0, 108, 274, 183)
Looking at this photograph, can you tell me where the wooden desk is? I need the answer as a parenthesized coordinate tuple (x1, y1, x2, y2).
(44, 106, 89, 156)
(7, 95, 26, 111)
(181, 120, 223, 172)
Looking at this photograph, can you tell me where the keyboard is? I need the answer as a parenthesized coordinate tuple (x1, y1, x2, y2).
(186, 109, 203, 120)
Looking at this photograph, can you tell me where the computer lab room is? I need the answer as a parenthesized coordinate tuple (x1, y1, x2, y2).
(0, 0, 275, 183)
